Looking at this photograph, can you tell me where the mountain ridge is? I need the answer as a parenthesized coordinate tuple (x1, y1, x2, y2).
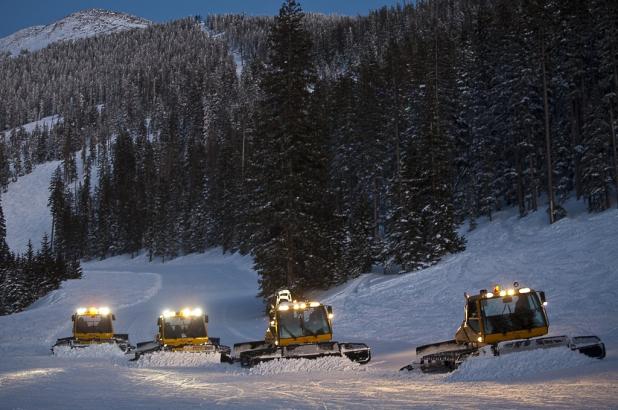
(0, 8, 150, 56)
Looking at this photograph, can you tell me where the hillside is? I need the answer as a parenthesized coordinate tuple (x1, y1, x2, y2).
(0, 9, 150, 56)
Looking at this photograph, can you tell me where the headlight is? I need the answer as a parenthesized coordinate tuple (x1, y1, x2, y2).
(485, 292, 494, 298)
(328, 313, 334, 319)
(76, 307, 87, 315)
(278, 305, 289, 311)
(181, 308, 192, 317)
(518, 288, 531, 294)
(192, 308, 203, 316)
(507, 289, 515, 296)
(477, 336, 483, 343)
(162, 309, 174, 318)
(499, 290, 507, 297)
(309, 302, 320, 307)
(99, 307, 110, 316)
(88, 307, 99, 315)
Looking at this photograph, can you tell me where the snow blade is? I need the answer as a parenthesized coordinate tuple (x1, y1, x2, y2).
(238, 341, 371, 368)
(499, 335, 606, 359)
(52, 335, 132, 354)
(569, 335, 606, 359)
(131, 340, 233, 363)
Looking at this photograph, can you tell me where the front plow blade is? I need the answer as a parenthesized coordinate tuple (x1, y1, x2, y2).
(238, 341, 371, 368)
(570, 336, 605, 359)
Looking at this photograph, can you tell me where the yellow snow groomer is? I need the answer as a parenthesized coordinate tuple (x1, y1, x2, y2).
(52, 306, 131, 353)
(401, 283, 606, 373)
(232, 290, 371, 367)
(131, 307, 231, 361)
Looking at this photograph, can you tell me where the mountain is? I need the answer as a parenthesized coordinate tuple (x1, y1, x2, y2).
(0, 9, 150, 56)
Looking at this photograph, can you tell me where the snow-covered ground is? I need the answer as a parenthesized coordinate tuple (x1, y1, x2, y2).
(3, 160, 60, 253)
(0, 9, 150, 56)
(1, 156, 618, 408)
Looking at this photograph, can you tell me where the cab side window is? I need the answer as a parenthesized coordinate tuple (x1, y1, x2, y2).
(467, 300, 481, 332)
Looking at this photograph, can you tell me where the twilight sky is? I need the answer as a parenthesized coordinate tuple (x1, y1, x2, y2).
(0, 0, 408, 37)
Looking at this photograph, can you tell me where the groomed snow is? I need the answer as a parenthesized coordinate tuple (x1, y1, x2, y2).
(131, 351, 223, 368)
(249, 356, 364, 375)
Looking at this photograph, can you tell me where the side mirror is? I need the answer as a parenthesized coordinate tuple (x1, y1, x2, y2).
(112, 314, 116, 321)
(205, 315, 209, 323)
(157, 318, 162, 326)
(71, 314, 75, 322)
(539, 291, 546, 304)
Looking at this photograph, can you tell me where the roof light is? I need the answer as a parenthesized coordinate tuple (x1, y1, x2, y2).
(278, 304, 289, 311)
(98, 307, 110, 316)
(518, 288, 531, 294)
(309, 302, 320, 307)
(485, 292, 494, 298)
(76, 307, 87, 315)
(499, 290, 507, 297)
(507, 289, 515, 296)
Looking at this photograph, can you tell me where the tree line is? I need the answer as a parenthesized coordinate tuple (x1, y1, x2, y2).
(0, 0, 616, 307)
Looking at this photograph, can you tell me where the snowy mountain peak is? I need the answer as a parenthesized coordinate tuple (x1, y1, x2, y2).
(0, 8, 150, 56)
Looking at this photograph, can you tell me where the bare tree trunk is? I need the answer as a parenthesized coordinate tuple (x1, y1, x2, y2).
(609, 99, 618, 208)
(541, 29, 556, 224)
(570, 98, 582, 199)
(515, 143, 525, 216)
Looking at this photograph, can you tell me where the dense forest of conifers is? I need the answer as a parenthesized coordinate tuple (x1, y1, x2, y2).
(0, 0, 617, 312)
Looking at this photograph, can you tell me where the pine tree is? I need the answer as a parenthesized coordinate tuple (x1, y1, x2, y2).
(249, 0, 341, 298)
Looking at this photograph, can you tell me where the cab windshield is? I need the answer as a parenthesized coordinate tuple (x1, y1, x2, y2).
(163, 316, 207, 339)
(75, 315, 113, 333)
(278, 307, 331, 339)
(481, 293, 546, 334)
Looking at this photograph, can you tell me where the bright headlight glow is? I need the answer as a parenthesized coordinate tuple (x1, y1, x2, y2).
(88, 307, 99, 315)
(507, 289, 515, 296)
(76, 307, 87, 315)
(328, 313, 334, 319)
(477, 336, 483, 342)
(181, 308, 192, 317)
(543, 301, 548, 306)
(98, 307, 110, 316)
(193, 308, 203, 316)
(162, 309, 174, 318)
(485, 292, 494, 298)
(518, 287, 531, 293)
(499, 290, 507, 297)
(309, 302, 320, 307)
(278, 305, 289, 311)
(293, 304, 299, 310)
(299, 303, 306, 309)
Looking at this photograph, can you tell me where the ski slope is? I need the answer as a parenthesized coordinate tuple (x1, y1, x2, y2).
(0, 199, 617, 408)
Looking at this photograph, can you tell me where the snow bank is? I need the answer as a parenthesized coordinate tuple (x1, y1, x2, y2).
(53, 344, 126, 359)
(130, 352, 222, 368)
(249, 356, 364, 375)
(447, 348, 596, 382)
